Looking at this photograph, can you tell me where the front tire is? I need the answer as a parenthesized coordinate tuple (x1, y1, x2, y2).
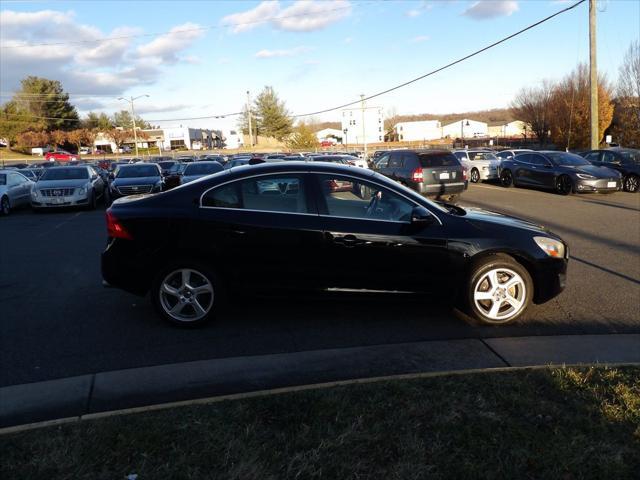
(623, 174, 639, 193)
(470, 168, 480, 183)
(500, 169, 514, 188)
(151, 262, 223, 327)
(0, 196, 10, 216)
(464, 254, 533, 325)
(555, 175, 573, 195)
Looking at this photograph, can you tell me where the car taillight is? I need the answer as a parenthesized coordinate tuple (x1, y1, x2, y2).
(463, 168, 468, 180)
(411, 168, 423, 183)
(106, 210, 132, 240)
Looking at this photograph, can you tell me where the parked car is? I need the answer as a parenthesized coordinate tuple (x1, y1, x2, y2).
(373, 150, 465, 200)
(79, 147, 92, 155)
(499, 151, 622, 195)
(199, 155, 226, 164)
(176, 155, 197, 163)
(164, 163, 187, 190)
(108, 163, 164, 201)
(44, 150, 79, 162)
(180, 161, 224, 184)
(0, 170, 34, 215)
(453, 150, 501, 183)
(580, 148, 640, 193)
(156, 160, 178, 177)
(308, 155, 351, 165)
(31, 166, 105, 210)
(496, 149, 533, 162)
(102, 161, 568, 327)
(224, 158, 251, 169)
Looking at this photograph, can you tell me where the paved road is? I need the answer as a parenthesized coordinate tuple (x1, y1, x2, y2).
(1, 184, 639, 387)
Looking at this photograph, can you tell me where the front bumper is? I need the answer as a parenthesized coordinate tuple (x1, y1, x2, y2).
(574, 178, 620, 193)
(31, 193, 90, 208)
(479, 168, 499, 180)
(532, 257, 568, 304)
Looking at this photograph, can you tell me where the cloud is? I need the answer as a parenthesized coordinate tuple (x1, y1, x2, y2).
(406, 9, 422, 17)
(134, 103, 192, 114)
(222, 0, 351, 34)
(136, 22, 204, 63)
(462, 1, 519, 20)
(411, 35, 430, 43)
(255, 46, 310, 58)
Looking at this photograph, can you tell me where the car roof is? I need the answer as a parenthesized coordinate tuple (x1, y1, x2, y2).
(40, 165, 89, 170)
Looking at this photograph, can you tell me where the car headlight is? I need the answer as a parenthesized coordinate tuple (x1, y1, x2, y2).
(576, 173, 595, 180)
(31, 190, 39, 199)
(78, 187, 86, 195)
(534, 236, 565, 258)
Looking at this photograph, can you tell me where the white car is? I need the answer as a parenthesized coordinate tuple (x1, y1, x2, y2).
(496, 149, 533, 162)
(453, 150, 501, 183)
(0, 170, 34, 215)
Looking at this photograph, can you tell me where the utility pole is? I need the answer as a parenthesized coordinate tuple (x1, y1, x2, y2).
(360, 94, 366, 159)
(246, 90, 253, 148)
(118, 94, 149, 157)
(589, 0, 598, 149)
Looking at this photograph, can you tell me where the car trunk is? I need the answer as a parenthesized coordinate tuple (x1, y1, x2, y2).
(418, 154, 462, 185)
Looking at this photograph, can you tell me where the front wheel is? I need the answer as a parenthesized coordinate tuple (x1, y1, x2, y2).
(464, 254, 533, 325)
(0, 196, 10, 215)
(500, 169, 513, 188)
(151, 262, 222, 326)
(623, 174, 639, 193)
(470, 168, 480, 183)
(555, 175, 573, 195)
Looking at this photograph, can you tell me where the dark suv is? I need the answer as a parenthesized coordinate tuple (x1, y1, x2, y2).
(373, 150, 465, 199)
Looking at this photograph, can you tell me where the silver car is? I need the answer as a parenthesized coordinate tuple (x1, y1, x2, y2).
(453, 150, 501, 183)
(31, 166, 105, 210)
(0, 170, 34, 215)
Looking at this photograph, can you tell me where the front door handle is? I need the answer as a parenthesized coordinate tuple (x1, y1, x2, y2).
(332, 234, 364, 247)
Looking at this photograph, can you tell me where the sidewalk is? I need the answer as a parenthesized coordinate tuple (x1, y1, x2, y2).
(1, 334, 639, 429)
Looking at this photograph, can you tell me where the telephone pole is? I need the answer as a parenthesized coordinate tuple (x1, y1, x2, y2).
(589, 0, 598, 149)
(246, 90, 253, 148)
(118, 94, 149, 157)
(360, 94, 367, 159)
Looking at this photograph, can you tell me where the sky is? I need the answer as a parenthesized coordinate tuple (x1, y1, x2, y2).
(1, 0, 638, 131)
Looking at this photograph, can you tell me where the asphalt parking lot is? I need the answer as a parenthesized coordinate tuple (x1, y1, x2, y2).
(1, 184, 639, 388)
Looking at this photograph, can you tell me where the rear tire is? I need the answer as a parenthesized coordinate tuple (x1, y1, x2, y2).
(623, 174, 639, 193)
(151, 261, 224, 327)
(0, 196, 10, 216)
(555, 175, 573, 195)
(462, 254, 533, 326)
(500, 169, 513, 188)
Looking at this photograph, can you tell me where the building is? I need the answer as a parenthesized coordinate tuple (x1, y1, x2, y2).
(93, 127, 224, 153)
(394, 120, 442, 142)
(441, 119, 488, 139)
(315, 128, 344, 144)
(341, 106, 384, 144)
(487, 120, 529, 138)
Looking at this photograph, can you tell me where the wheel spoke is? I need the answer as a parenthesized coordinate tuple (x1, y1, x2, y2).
(504, 278, 521, 291)
(488, 300, 502, 319)
(169, 302, 185, 316)
(181, 269, 191, 289)
(488, 270, 500, 289)
(475, 291, 494, 301)
(192, 283, 213, 295)
(192, 298, 207, 317)
(161, 283, 180, 298)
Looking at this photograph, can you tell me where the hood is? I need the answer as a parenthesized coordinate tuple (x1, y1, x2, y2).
(463, 207, 554, 236)
(112, 176, 161, 186)
(181, 174, 208, 183)
(562, 164, 620, 178)
(36, 179, 89, 188)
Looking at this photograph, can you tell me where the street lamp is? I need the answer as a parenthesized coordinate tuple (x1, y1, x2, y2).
(461, 119, 470, 147)
(343, 128, 348, 151)
(118, 94, 150, 157)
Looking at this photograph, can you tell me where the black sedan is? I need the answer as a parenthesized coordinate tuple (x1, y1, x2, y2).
(102, 162, 568, 327)
(108, 163, 164, 201)
(499, 151, 621, 195)
(580, 148, 640, 193)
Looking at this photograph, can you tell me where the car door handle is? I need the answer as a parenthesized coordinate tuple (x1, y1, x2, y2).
(331, 234, 364, 247)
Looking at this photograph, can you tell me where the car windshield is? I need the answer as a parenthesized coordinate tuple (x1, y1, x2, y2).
(116, 165, 159, 178)
(157, 161, 176, 169)
(185, 163, 222, 175)
(618, 150, 640, 163)
(469, 152, 498, 161)
(418, 153, 459, 167)
(40, 168, 88, 180)
(546, 152, 590, 166)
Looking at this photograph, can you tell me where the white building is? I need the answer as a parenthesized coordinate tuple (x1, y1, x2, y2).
(92, 127, 223, 153)
(441, 119, 488, 139)
(487, 120, 528, 138)
(315, 128, 344, 144)
(341, 106, 384, 145)
(394, 120, 442, 142)
(222, 128, 243, 149)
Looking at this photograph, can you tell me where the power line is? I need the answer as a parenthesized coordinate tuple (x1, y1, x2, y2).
(0, 3, 354, 49)
(291, 0, 587, 118)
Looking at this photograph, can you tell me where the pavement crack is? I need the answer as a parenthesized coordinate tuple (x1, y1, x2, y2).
(479, 339, 511, 367)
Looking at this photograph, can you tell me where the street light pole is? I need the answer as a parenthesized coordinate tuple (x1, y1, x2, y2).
(360, 94, 367, 159)
(118, 94, 149, 157)
(589, 0, 599, 149)
(343, 128, 348, 152)
(246, 90, 253, 148)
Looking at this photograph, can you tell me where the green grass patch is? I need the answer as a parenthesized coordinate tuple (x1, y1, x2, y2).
(2, 366, 639, 479)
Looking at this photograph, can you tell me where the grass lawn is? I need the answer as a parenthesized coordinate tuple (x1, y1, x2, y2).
(0, 149, 35, 164)
(1, 366, 638, 479)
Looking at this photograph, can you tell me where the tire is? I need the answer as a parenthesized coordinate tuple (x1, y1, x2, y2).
(470, 168, 480, 183)
(151, 261, 223, 327)
(500, 169, 514, 188)
(555, 175, 573, 195)
(88, 192, 97, 210)
(0, 196, 10, 216)
(463, 254, 533, 326)
(623, 174, 639, 193)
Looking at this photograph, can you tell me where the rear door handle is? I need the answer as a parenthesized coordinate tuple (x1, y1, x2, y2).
(331, 234, 364, 247)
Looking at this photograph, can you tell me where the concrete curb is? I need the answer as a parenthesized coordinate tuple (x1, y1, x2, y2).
(1, 334, 638, 432)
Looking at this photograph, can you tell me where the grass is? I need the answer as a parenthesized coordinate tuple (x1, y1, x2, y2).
(1, 366, 639, 479)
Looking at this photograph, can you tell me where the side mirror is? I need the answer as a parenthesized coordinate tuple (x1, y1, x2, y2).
(411, 206, 435, 225)
(108, 173, 115, 180)
(91, 175, 98, 181)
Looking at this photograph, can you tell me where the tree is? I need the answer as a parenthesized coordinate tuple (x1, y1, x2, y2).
(285, 122, 319, 150)
(113, 110, 151, 130)
(547, 64, 614, 150)
(49, 130, 67, 148)
(80, 129, 98, 150)
(510, 81, 554, 146)
(83, 112, 113, 130)
(107, 128, 132, 151)
(12, 76, 79, 131)
(0, 101, 43, 149)
(66, 129, 83, 153)
(253, 86, 292, 141)
(608, 41, 640, 147)
(15, 130, 50, 150)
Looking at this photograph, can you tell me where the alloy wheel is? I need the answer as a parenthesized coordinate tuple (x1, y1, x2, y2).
(1, 197, 9, 215)
(471, 169, 480, 183)
(624, 175, 639, 193)
(556, 175, 572, 195)
(473, 268, 526, 323)
(500, 170, 513, 187)
(159, 269, 214, 322)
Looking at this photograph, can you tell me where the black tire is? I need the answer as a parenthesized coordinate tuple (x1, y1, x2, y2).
(88, 192, 97, 210)
(462, 254, 533, 326)
(470, 168, 480, 183)
(150, 261, 224, 327)
(555, 175, 573, 195)
(623, 174, 639, 193)
(500, 169, 514, 188)
(0, 196, 10, 216)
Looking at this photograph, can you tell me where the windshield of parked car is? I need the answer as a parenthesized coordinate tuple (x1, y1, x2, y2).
(184, 163, 223, 175)
(618, 150, 640, 163)
(157, 161, 176, 170)
(546, 152, 590, 166)
(40, 168, 88, 180)
(418, 153, 459, 167)
(116, 165, 159, 178)
(469, 152, 498, 161)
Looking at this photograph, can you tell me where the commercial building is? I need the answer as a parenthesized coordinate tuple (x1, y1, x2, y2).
(315, 128, 344, 144)
(441, 119, 488, 139)
(394, 120, 442, 142)
(92, 126, 225, 153)
(341, 105, 384, 145)
(487, 120, 528, 138)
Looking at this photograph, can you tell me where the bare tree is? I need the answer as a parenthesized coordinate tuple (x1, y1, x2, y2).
(609, 41, 640, 147)
(510, 81, 554, 146)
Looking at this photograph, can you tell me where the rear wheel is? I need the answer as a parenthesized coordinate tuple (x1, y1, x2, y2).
(151, 262, 222, 326)
(464, 254, 533, 325)
(623, 174, 639, 193)
(555, 175, 573, 195)
(0, 196, 10, 215)
(500, 169, 513, 188)
(470, 168, 480, 183)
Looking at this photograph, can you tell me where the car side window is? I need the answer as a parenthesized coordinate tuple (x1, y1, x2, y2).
(376, 154, 390, 168)
(583, 152, 601, 162)
(202, 174, 308, 213)
(316, 174, 414, 223)
(601, 152, 619, 164)
(529, 155, 547, 166)
(497, 151, 510, 160)
(454, 152, 467, 161)
(388, 153, 403, 168)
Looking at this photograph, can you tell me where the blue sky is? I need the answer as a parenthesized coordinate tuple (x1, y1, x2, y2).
(1, 0, 638, 130)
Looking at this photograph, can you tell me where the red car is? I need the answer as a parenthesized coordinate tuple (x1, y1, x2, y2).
(44, 150, 78, 162)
